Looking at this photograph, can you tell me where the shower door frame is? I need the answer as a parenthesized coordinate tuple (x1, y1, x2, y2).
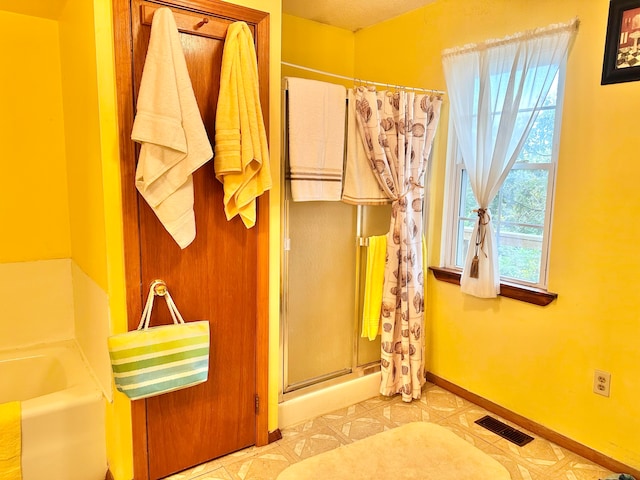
(280, 201, 382, 400)
(279, 87, 381, 400)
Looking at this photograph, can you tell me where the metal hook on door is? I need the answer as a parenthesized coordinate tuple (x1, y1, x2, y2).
(150, 279, 167, 297)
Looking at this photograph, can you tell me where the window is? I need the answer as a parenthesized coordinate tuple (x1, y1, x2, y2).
(443, 69, 565, 289)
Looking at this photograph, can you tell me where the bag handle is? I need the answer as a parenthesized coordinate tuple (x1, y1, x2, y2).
(135, 280, 186, 331)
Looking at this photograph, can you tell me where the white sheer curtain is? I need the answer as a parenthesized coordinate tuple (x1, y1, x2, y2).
(442, 19, 578, 298)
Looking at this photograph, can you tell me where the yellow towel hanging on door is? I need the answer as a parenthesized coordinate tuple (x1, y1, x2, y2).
(214, 21, 272, 228)
(0, 401, 21, 480)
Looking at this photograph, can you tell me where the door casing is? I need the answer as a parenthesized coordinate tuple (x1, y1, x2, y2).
(112, 0, 271, 478)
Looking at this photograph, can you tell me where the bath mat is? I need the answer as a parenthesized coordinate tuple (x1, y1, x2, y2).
(276, 422, 511, 480)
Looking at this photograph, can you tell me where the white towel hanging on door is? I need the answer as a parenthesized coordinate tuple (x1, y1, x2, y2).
(131, 7, 213, 248)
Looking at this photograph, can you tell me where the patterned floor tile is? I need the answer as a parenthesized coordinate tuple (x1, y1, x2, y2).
(471, 441, 547, 480)
(550, 455, 616, 480)
(162, 458, 225, 479)
(377, 399, 442, 426)
(417, 385, 471, 417)
(279, 415, 328, 440)
(163, 471, 193, 479)
(223, 446, 295, 480)
(356, 393, 400, 411)
(280, 425, 349, 460)
(163, 469, 199, 479)
(319, 403, 369, 424)
(215, 444, 279, 467)
(164, 445, 280, 478)
(493, 429, 573, 475)
(437, 419, 497, 449)
(330, 410, 393, 441)
(189, 466, 233, 480)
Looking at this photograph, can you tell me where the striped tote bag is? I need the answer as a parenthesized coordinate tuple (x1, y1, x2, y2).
(108, 281, 210, 400)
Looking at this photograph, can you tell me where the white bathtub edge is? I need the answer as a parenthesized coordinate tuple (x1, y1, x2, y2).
(21, 384, 103, 421)
(278, 372, 381, 428)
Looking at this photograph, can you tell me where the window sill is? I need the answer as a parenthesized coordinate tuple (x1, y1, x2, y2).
(429, 267, 558, 306)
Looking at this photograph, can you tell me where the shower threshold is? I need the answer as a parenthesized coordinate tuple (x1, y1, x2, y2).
(284, 368, 352, 395)
(283, 362, 380, 398)
(279, 363, 381, 428)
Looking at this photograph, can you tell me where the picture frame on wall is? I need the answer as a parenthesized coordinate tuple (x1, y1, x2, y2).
(601, 0, 640, 84)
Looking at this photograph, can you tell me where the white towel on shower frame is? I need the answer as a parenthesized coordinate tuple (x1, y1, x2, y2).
(342, 89, 390, 205)
(286, 77, 346, 202)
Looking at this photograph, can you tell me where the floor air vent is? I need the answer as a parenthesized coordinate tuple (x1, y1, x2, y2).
(474, 415, 534, 447)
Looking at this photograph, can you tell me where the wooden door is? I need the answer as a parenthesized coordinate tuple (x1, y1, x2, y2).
(113, 1, 271, 478)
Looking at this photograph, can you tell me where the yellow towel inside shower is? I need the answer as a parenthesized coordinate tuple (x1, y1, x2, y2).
(0, 401, 21, 480)
(361, 235, 387, 340)
(423, 234, 427, 278)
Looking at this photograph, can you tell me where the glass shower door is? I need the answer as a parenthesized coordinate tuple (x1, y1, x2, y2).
(282, 187, 390, 393)
(283, 197, 357, 391)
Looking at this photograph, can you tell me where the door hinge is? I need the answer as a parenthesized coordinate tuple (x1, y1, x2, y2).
(255, 394, 259, 414)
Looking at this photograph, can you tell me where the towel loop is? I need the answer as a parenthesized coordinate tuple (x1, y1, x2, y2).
(195, 17, 209, 29)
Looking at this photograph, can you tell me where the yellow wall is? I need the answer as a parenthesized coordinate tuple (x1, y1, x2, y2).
(1, 0, 123, 475)
(1, 1, 126, 477)
(59, 0, 109, 290)
(70, 1, 131, 477)
(282, 13, 354, 83)
(94, 4, 132, 479)
(0, 10, 71, 262)
(354, 0, 640, 470)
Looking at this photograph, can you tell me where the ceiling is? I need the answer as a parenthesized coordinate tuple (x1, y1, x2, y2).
(3, 0, 432, 29)
(282, 0, 436, 32)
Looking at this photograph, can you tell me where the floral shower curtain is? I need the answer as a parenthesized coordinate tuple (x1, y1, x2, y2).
(354, 87, 442, 401)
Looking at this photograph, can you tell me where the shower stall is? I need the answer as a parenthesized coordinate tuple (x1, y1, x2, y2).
(279, 87, 392, 423)
(282, 197, 390, 385)
(277, 57, 442, 424)
(280, 190, 391, 422)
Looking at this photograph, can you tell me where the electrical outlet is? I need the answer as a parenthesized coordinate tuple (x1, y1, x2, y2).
(593, 370, 611, 397)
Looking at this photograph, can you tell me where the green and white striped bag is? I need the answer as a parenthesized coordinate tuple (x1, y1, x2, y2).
(108, 281, 210, 400)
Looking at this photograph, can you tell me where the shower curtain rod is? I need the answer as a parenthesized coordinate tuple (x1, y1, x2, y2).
(281, 61, 446, 96)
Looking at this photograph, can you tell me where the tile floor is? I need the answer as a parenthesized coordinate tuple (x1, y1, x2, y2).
(163, 382, 617, 480)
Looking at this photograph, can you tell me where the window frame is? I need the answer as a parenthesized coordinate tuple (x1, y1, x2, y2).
(439, 61, 568, 294)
